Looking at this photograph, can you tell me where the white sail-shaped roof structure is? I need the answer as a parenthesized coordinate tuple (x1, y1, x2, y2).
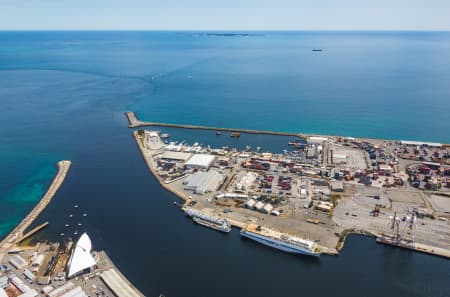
(67, 233, 96, 278)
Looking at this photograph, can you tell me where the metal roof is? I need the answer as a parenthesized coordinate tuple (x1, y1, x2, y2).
(101, 269, 143, 297)
(400, 140, 442, 147)
(67, 233, 96, 278)
(185, 154, 216, 168)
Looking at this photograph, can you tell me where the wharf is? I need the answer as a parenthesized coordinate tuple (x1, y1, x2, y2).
(132, 131, 340, 256)
(377, 236, 450, 259)
(133, 130, 190, 202)
(129, 115, 450, 260)
(0, 160, 71, 250)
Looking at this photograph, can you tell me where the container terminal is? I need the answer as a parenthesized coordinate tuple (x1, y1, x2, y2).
(0, 162, 145, 297)
(128, 112, 450, 259)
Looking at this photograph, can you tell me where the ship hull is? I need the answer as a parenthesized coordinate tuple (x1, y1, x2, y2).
(240, 230, 320, 257)
(193, 217, 231, 233)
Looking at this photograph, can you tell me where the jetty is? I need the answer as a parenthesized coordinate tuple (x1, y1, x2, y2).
(126, 112, 450, 148)
(0, 160, 71, 251)
(17, 221, 49, 243)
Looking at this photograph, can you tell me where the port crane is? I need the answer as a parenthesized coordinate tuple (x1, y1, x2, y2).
(387, 212, 401, 241)
(386, 211, 417, 244)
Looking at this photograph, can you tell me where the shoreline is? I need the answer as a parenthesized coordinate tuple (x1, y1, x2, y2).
(0, 160, 71, 251)
(130, 119, 450, 259)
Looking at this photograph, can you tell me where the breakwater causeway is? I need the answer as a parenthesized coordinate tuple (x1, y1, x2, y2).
(127, 111, 301, 138)
(0, 160, 71, 250)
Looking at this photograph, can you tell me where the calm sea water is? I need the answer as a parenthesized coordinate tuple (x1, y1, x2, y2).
(1, 31, 449, 297)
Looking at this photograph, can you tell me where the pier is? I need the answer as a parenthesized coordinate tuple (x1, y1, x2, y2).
(0, 160, 71, 251)
(17, 221, 49, 243)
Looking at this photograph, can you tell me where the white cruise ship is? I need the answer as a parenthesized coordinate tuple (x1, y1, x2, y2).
(240, 224, 320, 257)
(184, 208, 232, 233)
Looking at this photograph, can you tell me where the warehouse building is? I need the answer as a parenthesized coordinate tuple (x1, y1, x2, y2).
(159, 151, 192, 162)
(245, 198, 256, 208)
(254, 201, 265, 211)
(307, 136, 328, 144)
(184, 170, 224, 194)
(400, 140, 442, 148)
(0, 276, 7, 288)
(101, 268, 142, 297)
(262, 203, 274, 214)
(9, 255, 27, 270)
(185, 154, 216, 170)
(332, 153, 347, 164)
(378, 164, 393, 175)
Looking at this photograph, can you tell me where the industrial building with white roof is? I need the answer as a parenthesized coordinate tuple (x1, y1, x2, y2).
(184, 170, 224, 194)
(184, 154, 216, 170)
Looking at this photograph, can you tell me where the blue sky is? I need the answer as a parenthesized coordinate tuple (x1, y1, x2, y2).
(1, 0, 449, 30)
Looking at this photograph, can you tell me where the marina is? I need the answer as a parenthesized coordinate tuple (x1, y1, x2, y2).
(0, 161, 145, 297)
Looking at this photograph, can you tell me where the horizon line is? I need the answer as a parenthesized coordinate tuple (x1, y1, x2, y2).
(1, 29, 450, 32)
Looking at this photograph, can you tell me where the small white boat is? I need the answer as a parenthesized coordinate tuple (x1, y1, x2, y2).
(78, 223, 82, 227)
(74, 205, 78, 208)
(73, 231, 78, 235)
(60, 233, 65, 236)
(69, 214, 73, 218)
(83, 213, 87, 217)
(65, 224, 69, 227)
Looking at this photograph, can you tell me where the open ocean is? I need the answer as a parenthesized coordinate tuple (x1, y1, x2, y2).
(1, 31, 449, 297)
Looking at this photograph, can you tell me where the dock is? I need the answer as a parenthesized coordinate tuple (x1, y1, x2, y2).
(0, 160, 71, 250)
(377, 237, 450, 259)
(132, 130, 191, 203)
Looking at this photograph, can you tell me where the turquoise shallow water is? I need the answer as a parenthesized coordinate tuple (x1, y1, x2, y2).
(0, 31, 449, 296)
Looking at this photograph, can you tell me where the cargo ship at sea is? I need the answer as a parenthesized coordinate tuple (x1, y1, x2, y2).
(240, 224, 321, 257)
(184, 208, 232, 233)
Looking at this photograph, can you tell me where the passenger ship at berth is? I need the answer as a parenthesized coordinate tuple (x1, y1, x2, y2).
(240, 224, 320, 257)
(184, 208, 232, 233)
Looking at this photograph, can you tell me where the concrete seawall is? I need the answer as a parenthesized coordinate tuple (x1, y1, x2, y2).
(132, 131, 191, 203)
(126, 111, 450, 147)
(126, 111, 302, 138)
(0, 160, 71, 250)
